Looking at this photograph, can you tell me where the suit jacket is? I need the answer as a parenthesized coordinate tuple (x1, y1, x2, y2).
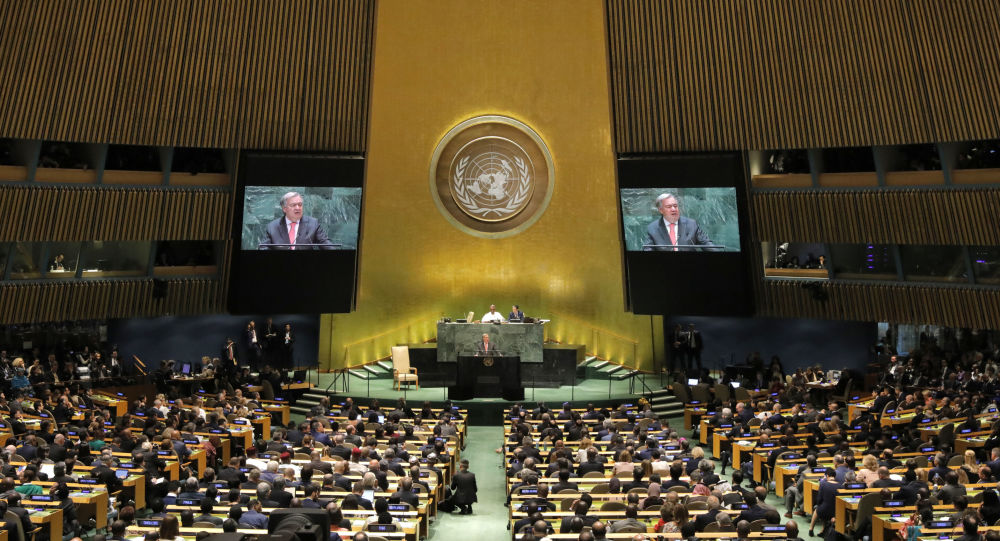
(508, 310, 525, 322)
(644, 215, 715, 251)
(475, 340, 499, 355)
(263, 215, 334, 250)
(451, 471, 478, 504)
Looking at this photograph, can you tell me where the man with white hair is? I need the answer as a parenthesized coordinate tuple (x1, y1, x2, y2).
(262, 191, 335, 250)
(643, 192, 715, 252)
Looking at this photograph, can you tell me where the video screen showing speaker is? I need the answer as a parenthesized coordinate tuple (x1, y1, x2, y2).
(618, 153, 752, 316)
(229, 152, 364, 314)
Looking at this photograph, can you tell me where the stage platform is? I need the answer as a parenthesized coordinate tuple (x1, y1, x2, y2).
(290, 370, 665, 425)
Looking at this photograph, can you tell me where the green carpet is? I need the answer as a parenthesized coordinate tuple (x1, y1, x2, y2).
(428, 425, 509, 540)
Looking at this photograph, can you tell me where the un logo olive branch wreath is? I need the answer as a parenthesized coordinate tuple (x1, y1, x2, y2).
(452, 154, 531, 218)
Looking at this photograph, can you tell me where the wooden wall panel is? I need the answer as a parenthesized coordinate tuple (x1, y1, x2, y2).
(608, 0, 1000, 152)
(0, 0, 374, 151)
(751, 188, 1000, 246)
(0, 278, 225, 324)
(0, 186, 228, 242)
(757, 280, 1000, 329)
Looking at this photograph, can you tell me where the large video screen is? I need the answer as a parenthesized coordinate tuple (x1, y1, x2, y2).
(229, 153, 364, 314)
(240, 186, 360, 251)
(618, 154, 752, 316)
(620, 187, 740, 252)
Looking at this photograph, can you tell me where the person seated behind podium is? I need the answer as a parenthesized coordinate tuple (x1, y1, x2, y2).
(262, 191, 335, 250)
(481, 304, 505, 323)
(475, 333, 500, 356)
(508, 305, 525, 322)
(643, 193, 715, 252)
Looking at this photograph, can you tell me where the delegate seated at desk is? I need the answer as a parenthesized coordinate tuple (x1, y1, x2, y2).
(481, 304, 505, 323)
(508, 304, 525, 322)
(475, 334, 500, 356)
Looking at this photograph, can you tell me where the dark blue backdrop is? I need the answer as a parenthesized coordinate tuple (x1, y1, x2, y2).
(108, 314, 319, 370)
(665, 315, 876, 374)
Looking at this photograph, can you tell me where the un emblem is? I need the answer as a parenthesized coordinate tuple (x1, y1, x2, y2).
(430, 116, 554, 237)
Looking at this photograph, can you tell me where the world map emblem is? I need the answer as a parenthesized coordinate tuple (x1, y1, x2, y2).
(430, 116, 554, 238)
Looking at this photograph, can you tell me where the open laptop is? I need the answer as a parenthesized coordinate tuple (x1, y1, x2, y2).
(181, 363, 192, 375)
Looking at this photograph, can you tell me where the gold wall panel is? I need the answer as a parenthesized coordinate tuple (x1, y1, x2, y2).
(319, 0, 663, 371)
(607, 0, 1000, 152)
(0, 0, 374, 150)
(751, 188, 1000, 245)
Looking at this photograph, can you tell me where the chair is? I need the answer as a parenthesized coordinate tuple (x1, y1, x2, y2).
(645, 504, 661, 512)
(686, 495, 707, 504)
(599, 501, 626, 511)
(193, 522, 218, 528)
(833, 379, 854, 403)
(5, 510, 25, 541)
(913, 456, 929, 468)
(881, 401, 897, 417)
(557, 489, 577, 494)
(702, 522, 721, 533)
(589, 483, 610, 494)
(714, 383, 731, 402)
(947, 454, 965, 467)
(627, 487, 646, 494)
(260, 379, 275, 401)
(294, 453, 311, 460)
(734, 386, 751, 400)
(672, 384, 691, 404)
(687, 500, 708, 510)
(939, 423, 955, 448)
(560, 498, 576, 511)
(690, 384, 711, 403)
(391, 346, 419, 390)
(614, 525, 646, 533)
(852, 492, 881, 533)
(667, 485, 690, 494)
(749, 519, 767, 532)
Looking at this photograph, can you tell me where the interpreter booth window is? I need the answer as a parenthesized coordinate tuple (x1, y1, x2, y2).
(972, 247, 1000, 285)
(153, 241, 218, 276)
(829, 243, 897, 280)
(8, 242, 44, 280)
(80, 241, 151, 278)
(105, 144, 161, 171)
(761, 241, 828, 279)
(0, 243, 8, 278)
(45, 242, 82, 279)
(899, 245, 968, 283)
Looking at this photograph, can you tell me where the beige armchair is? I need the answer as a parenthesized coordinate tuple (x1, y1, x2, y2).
(391, 346, 418, 390)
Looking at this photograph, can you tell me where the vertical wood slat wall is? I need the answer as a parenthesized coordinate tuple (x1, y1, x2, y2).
(606, 0, 1000, 152)
(0, 186, 228, 242)
(751, 189, 1000, 246)
(0, 279, 224, 323)
(0, 0, 375, 151)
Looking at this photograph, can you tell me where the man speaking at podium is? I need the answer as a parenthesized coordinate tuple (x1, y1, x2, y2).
(481, 304, 505, 323)
(643, 193, 715, 252)
(263, 191, 335, 250)
(475, 333, 500, 356)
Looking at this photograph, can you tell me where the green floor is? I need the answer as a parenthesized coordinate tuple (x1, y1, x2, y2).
(313, 370, 655, 403)
(428, 425, 509, 541)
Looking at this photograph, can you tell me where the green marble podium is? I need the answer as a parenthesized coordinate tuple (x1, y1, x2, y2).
(436, 322, 545, 363)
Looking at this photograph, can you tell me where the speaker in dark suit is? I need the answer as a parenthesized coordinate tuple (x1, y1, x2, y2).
(262, 192, 335, 250)
(643, 193, 716, 251)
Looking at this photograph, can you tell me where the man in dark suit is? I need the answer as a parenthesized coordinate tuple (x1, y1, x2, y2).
(221, 338, 238, 375)
(262, 192, 335, 250)
(737, 493, 769, 524)
(475, 334, 500, 356)
(244, 320, 262, 372)
(508, 305, 525, 322)
(693, 496, 723, 531)
(643, 193, 716, 252)
(390, 477, 420, 507)
(450, 459, 477, 515)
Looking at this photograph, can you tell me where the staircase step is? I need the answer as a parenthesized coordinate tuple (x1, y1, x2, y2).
(579, 356, 600, 367)
(589, 360, 609, 370)
(289, 406, 312, 415)
(362, 365, 383, 375)
(348, 369, 371, 380)
(600, 364, 624, 374)
(376, 361, 394, 372)
(650, 395, 679, 404)
(301, 393, 328, 401)
(614, 370, 640, 381)
(649, 388, 673, 397)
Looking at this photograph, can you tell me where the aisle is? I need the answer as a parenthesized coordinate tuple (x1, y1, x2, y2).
(429, 425, 509, 540)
